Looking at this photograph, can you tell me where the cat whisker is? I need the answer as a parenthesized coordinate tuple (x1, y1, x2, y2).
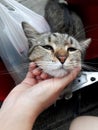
(74, 24, 98, 40)
(0, 70, 15, 76)
(0, 62, 29, 76)
(74, 28, 86, 39)
(82, 64, 98, 71)
(83, 61, 98, 65)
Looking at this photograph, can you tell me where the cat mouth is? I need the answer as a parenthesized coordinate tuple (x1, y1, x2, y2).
(44, 65, 71, 77)
(58, 64, 66, 70)
(54, 66, 70, 77)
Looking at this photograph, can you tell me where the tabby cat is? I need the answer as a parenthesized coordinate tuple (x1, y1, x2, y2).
(21, 0, 91, 100)
(22, 22, 91, 99)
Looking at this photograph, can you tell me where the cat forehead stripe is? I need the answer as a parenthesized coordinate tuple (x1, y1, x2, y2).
(47, 33, 57, 43)
(67, 36, 74, 44)
(48, 36, 51, 42)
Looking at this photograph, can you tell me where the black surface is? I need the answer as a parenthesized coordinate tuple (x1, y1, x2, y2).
(33, 82, 98, 130)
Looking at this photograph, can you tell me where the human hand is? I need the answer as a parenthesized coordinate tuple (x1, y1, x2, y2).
(0, 62, 81, 130)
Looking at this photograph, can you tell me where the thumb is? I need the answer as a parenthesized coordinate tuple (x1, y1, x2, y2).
(52, 67, 81, 91)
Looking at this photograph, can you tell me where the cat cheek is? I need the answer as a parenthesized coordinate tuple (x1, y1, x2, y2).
(65, 54, 81, 68)
(49, 54, 59, 63)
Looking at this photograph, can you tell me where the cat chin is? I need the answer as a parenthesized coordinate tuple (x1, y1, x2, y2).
(45, 69, 70, 78)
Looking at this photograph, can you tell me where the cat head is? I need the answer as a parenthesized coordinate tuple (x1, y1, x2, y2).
(22, 22, 91, 77)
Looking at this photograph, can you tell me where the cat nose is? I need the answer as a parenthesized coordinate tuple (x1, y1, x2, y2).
(57, 55, 67, 64)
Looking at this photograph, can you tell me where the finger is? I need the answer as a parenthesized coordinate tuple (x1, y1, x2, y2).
(32, 68, 42, 76)
(22, 62, 38, 86)
(22, 78, 37, 87)
(53, 67, 81, 90)
(29, 62, 36, 71)
(40, 72, 49, 79)
(26, 62, 37, 79)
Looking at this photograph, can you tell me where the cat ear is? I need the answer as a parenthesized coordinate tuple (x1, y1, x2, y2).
(80, 38, 92, 49)
(22, 22, 40, 40)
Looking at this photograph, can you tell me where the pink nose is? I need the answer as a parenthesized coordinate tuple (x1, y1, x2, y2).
(57, 55, 67, 64)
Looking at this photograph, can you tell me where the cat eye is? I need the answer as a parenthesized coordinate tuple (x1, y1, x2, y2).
(68, 47, 77, 52)
(42, 45, 54, 51)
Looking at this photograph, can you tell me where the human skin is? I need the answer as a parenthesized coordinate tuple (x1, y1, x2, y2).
(70, 116, 98, 130)
(0, 62, 80, 130)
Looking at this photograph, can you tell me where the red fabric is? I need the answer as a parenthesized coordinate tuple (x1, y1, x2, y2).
(69, 0, 98, 5)
(68, 0, 98, 59)
(0, 59, 15, 101)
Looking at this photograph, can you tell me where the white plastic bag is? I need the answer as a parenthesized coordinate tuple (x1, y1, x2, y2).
(0, 0, 50, 84)
(4, 0, 50, 33)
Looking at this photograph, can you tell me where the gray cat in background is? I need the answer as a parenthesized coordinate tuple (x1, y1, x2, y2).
(45, 0, 86, 41)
